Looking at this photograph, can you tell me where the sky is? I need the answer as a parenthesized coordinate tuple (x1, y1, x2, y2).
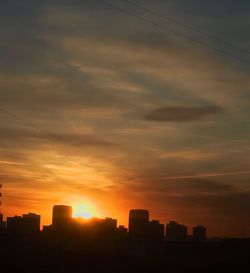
(0, 0, 250, 237)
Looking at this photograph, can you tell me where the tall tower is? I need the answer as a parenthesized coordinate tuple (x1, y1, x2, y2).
(128, 209, 149, 237)
(0, 184, 6, 230)
(52, 205, 72, 227)
(0, 184, 3, 221)
(193, 225, 207, 242)
(166, 221, 188, 242)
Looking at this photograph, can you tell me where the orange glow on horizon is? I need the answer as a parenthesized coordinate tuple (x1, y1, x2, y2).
(72, 202, 98, 220)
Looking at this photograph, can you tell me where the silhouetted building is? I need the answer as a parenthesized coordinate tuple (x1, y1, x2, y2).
(166, 221, 188, 241)
(0, 185, 5, 231)
(103, 217, 117, 231)
(43, 225, 53, 233)
(193, 225, 207, 242)
(52, 205, 72, 228)
(22, 213, 40, 233)
(117, 225, 127, 234)
(91, 217, 117, 233)
(148, 220, 164, 240)
(128, 210, 165, 240)
(7, 216, 23, 233)
(129, 209, 149, 237)
(7, 213, 40, 234)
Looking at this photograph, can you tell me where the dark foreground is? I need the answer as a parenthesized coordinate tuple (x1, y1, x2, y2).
(1, 233, 249, 273)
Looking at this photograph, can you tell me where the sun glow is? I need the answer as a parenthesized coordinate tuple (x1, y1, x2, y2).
(72, 203, 96, 219)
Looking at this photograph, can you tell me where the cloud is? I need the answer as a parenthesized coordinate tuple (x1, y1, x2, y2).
(124, 174, 238, 194)
(0, 127, 114, 149)
(155, 149, 219, 161)
(144, 105, 224, 122)
(184, 179, 235, 193)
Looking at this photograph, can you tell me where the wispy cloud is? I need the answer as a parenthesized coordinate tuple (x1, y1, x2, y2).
(132, 170, 250, 182)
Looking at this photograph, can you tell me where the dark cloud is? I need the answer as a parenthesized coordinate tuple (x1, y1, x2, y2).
(43, 132, 115, 148)
(125, 176, 236, 195)
(186, 179, 235, 193)
(144, 105, 224, 122)
(0, 127, 114, 148)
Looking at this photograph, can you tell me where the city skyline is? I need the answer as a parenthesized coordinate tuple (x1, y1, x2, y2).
(1, 204, 248, 273)
(1, 1, 250, 238)
(1, 202, 207, 242)
(1, 197, 205, 236)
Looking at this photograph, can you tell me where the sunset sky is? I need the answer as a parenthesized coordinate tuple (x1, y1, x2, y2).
(1, 0, 250, 237)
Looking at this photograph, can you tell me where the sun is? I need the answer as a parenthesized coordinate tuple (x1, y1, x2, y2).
(72, 204, 95, 219)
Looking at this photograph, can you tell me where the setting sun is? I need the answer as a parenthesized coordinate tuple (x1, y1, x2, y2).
(72, 203, 96, 219)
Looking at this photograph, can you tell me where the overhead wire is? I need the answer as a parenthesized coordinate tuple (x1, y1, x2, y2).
(94, 0, 250, 67)
(122, 0, 250, 56)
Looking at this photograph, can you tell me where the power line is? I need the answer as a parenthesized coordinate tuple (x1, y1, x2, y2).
(122, 0, 250, 56)
(94, 0, 250, 67)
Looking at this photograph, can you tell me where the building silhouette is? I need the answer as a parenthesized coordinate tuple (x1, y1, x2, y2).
(89, 217, 117, 234)
(193, 225, 207, 242)
(22, 213, 41, 232)
(166, 221, 188, 241)
(117, 225, 127, 234)
(0, 185, 5, 231)
(129, 209, 149, 237)
(148, 220, 165, 240)
(52, 205, 72, 228)
(7, 216, 22, 233)
(128, 209, 164, 240)
(7, 213, 40, 234)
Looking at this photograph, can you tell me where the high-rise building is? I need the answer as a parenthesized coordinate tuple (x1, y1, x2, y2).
(193, 225, 207, 242)
(148, 220, 165, 240)
(0, 184, 5, 231)
(7, 213, 40, 234)
(166, 221, 188, 241)
(129, 209, 149, 237)
(7, 216, 23, 233)
(102, 217, 117, 231)
(52, 205, 72, 227)
(90, 217, 117, 234)
(128, 210, 165, 240)
(22, 213, 41, 233)
(117, 225, 127, 234)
